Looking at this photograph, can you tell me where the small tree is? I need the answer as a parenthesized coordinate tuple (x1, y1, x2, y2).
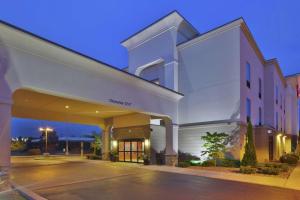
(296, 131, 300, 156)
(91, 134, 102, 155)
(201, 132, 229, 165)
(241, 121, 257, 166)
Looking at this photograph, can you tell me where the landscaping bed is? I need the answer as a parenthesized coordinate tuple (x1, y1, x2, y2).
(188, 162, 295, 179)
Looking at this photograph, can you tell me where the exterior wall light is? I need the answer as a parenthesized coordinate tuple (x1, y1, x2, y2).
(277, 133, 282, 138)
(267, 130, 272, 134)
(283, 135, 287, 142)
(144, 139, 150, 147)
(112, 140, 118, 148)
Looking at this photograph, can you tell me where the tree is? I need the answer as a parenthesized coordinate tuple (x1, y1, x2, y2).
(296, 131, 300, 155)
(241, 121, 257, 166)
(11, 137, 27, 152)
(201, 132, 229, 165)
(91, 133, 102, 155)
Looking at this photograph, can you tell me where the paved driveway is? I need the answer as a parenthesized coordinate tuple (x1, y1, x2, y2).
(10, 157, 300, 200)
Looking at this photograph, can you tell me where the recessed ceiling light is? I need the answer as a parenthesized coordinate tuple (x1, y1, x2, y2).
(65, 105, 70, 109)
(96, 110, 99, 113)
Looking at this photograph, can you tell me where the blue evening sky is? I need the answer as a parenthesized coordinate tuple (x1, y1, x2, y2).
(1, 0, 299, 137)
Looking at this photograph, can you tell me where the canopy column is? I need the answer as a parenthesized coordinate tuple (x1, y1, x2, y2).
(0, 98, 12, 181)
(164, 117, 178, 166)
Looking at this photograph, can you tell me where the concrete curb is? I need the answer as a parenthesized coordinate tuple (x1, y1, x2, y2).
(140, 165, 300, 191)
(10, 181, 48, 200)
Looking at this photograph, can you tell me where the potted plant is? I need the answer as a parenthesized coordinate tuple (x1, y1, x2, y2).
(110, 151, 118, 162)
(143, 154, 150, 165)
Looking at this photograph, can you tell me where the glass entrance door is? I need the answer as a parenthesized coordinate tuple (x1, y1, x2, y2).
(118, 140, 144, 163)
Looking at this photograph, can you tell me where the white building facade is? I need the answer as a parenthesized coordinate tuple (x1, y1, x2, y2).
(0, 11, 299, 176)
(122, 11, 299, 162)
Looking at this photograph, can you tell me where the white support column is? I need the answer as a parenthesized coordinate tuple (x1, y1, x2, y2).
(0, 99, 12, 178)
(102, 125, 111, 160)
(164, 117, 178, 166)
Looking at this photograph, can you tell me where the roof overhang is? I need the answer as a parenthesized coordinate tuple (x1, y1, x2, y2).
(285, 73, 300, 98)
(121, 10, 199, 49)
(0, 20, 184, 101)
(265, 59, 287, 86)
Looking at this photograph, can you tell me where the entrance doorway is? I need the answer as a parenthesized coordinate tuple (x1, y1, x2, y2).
(118, 139, 144, 163)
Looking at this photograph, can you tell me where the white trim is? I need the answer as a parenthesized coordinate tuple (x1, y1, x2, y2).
(135, 58, 164, 76)
(178, 19, 243, 50)
(124, 26, 178, 51)
(165, 60, 178, 66)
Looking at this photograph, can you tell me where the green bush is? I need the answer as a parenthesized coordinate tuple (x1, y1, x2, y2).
(190, 160, 202, 166)
(240, 166, 256, 174)
(217, 158, 241, 168)
(27, 148, 41, 155)
(177, 161, 190, 168)
(178, 151, 200, 163)
(280, 154, 299, 165)
(264, 163, 289, 172)
(86, 155, 101, 160)
(241, 122, 257, 166)
(201, 159, 216, 167)
(257, 167, 280, 175)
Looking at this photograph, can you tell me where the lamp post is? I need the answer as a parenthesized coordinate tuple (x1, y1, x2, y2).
(39, 127, 53, 154)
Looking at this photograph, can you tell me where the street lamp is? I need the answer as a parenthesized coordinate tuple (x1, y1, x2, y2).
(39, 127, 53, 154)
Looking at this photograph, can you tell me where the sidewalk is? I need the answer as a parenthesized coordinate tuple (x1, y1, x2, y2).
(285, 163, 300, 190)
(140, 164, 300, 190)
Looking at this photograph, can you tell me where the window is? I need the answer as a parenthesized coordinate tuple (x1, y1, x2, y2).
(284, 100, 286, 114)
(280, 94, 282, 109)
(246, 98, 251, 122)
(258, 107, 262, 126)
(280, 116, 283, 131)
(258, 78, 262, 99)
(275, 85, 279, 104)
(276, 113, 278, 130)
(246, 62, 251, 88)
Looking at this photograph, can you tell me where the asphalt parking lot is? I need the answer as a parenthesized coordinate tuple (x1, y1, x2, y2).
(8, 156, 300, 200)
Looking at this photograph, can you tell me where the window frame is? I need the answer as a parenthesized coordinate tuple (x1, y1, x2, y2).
(246, 98, 251, 123)
(246, 62, 251, 89)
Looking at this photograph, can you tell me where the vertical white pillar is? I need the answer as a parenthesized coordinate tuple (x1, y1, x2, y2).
(0, 99, 12, 177)
(164, 118, 178, 166)
(102, 125, 111, 160)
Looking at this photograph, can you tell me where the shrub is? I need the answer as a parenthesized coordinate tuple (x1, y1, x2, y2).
(280, 154, 299, 165)
(178, 151, 200, 163)
(241, 122, 257, 166)
(201, 132, 229, 166)
(86, 155, 101, 160)
(264, 163, 289, 172)
(177, 161, 190, 168)
(190, 160, 202, 166)
(201, 159, 216, 167)
(240, 166, 256, 174)
(257, 167, 280, 175)
(27, 148, 41, 155)
(156, 150, 165, 165)
(217, 158, 241, 168)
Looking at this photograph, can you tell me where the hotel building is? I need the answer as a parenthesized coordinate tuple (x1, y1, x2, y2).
(0, 11, 299, 171)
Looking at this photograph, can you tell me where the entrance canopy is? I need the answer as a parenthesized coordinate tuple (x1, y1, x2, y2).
(13, 89, 136, 127)
(0, 20, 183, 123)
